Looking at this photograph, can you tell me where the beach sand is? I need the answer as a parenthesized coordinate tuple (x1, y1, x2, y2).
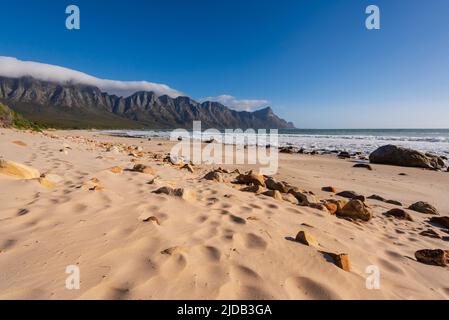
(0, 128, 448, 300)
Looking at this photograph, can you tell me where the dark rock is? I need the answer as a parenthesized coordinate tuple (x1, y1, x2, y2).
(386, 199, 403, 206)
(279, 146, 297, 154)
(322, 186, 337, 193)
(336, 190, 365, 202)
(17, 208, 30, 216)
(384, 208, 413, 221)
(338, 151, 351, 159)
(369, 145, 445, 170)
(353, 163, 373, 170)
(368, 194, 386, 202)
(290, 191, 317, 206)
(415, 249, 448, 266)
(265, 177, 289, 193)
(409, 202, 439, 215)
(204, 171, 223, 182)
(429, 216, 449, 229)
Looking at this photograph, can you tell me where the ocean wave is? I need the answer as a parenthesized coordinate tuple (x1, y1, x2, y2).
(102, 130, 449, 156)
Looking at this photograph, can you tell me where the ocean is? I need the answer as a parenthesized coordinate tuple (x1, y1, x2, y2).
(103, 128, 449, 156)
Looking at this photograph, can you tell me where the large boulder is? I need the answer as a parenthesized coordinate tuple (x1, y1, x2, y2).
(369, 145, 445, 170)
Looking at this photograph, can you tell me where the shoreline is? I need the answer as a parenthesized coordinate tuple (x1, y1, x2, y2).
(1, 128, 448, 300)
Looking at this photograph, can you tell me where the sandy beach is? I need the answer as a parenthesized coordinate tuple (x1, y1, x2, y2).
(0, 128, 448, 300)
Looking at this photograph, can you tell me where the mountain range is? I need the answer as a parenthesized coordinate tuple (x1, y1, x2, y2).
(0, 76, 295, 129)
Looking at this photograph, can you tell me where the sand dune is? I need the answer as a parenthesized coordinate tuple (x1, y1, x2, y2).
(0, 128, 448, 300)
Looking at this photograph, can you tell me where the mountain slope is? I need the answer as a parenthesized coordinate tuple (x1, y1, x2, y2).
(0, 76, 295, 129)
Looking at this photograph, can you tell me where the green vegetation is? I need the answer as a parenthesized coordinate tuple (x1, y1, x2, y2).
(0, 103, 44, 131)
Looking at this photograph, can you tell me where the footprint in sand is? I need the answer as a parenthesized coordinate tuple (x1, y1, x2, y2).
(229, 214, 246, 225)
(284, 276, 342, 300)
(0, 239, 17, 252)
(234, 232, 267, 250)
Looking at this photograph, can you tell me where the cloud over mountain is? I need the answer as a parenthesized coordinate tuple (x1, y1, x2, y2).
(200, 94, 269, 112)
(0, 56, 183, 98)
(0, 57, 271, 112)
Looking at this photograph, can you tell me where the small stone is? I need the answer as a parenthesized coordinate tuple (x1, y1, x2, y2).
(175, 188, 196, 202)
(415, 249, 448, 267)
(152, 186, 196, 202)
(161, 246, 187, 255)
(338, 151, 351, 159)
(386, 200, 402, 206)
(321, 186, 336, 193)
(368, 194, 386, 202)
(336, 190, 365, 202)
(265, 178, 289, 193)
(339, 199, 372, 221)
(142, 215, 161, 225)
(90, 178, 100, 184)
(409, 202, 439, 215)
(235, 171, 266, 187)
(282, 193, 299, 205)
(384, 208, 413, 221)
(262, 190, 283, 201)
(12, 140, 27, 146)
(17, 208, 30, 216)
(309, 203, 330, 213)
(216, 167, 230, 174)
(295, 231, 318, 247)
(182, 164, 194, 173)
(153, 186, 174, 195)
(89, 185, 105, 191)
(290, 191, 317, 206)
(204, 171, 223, 182)
(109, 166, 123, 174)
(241, 185, 266, 194)
(325, 199, 348, 214)
(329, 253, 351, 271)
(132, 164, 155, 175)
(353, 163, 373, 170)
(324, 203, 338, 215)
(39, 174, 62, 189)
(0, 160, 40, 180)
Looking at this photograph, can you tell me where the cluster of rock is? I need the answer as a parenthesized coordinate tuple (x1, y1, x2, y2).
(202, 169, 374, 222)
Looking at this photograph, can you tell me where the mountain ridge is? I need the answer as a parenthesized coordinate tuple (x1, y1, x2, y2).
(0, 76, 295, 130)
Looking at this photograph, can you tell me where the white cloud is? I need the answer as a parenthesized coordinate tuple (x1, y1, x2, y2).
(0, 56, 183, 98)
(200, 94, 269, 111)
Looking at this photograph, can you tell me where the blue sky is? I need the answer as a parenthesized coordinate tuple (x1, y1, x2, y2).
(1, 0, 448, 128)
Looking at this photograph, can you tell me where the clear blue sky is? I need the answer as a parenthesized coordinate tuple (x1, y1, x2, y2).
(1, 0, 448, 128)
